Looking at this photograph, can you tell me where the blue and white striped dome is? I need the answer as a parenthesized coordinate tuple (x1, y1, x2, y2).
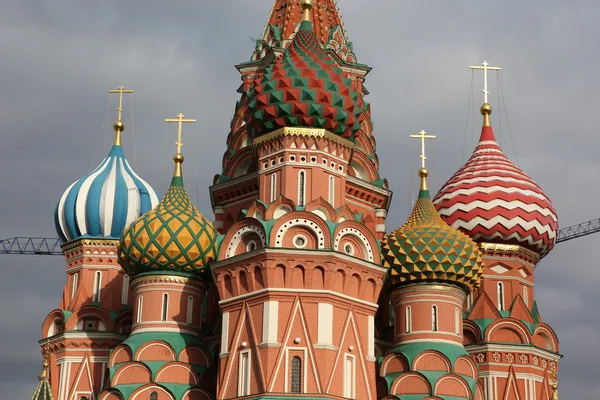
(55, 144, 159, 243)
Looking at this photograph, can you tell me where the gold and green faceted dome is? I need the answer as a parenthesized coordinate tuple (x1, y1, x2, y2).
(381, 169, 483, 290)
(119, 156, 218, 277)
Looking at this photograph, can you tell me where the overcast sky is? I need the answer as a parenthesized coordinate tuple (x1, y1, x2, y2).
(1, 0, 598, 398)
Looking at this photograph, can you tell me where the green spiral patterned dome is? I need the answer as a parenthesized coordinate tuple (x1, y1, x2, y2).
(245, 20, 363, 139)
(119, 175, 218, 277)
(381, 171, 484, 290)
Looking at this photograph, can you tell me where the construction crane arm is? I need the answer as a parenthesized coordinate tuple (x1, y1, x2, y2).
(0, 237, 62, 255)
(556, 218, 600, 244)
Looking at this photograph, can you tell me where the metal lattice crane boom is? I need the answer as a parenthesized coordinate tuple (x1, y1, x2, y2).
(0, 237, 62, 256)
(555, 218, 600, 244)
(0, 218, 598, 257)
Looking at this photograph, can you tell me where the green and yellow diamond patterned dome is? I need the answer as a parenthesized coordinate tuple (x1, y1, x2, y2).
(119, 154, 218, 278)
(381, 169, 483, 291)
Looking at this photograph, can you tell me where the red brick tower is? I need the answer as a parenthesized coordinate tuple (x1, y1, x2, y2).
(434, 100, 561, 399)
(209, 1, 391, 398)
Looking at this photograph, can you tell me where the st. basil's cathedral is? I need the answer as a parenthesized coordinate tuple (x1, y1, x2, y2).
(31, 1, 562, 399)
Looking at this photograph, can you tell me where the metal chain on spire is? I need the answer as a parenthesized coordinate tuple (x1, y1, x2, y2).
(497, 74, 520, 166)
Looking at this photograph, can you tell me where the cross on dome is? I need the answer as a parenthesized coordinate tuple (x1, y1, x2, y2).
(469, 60, 501, 104)
(109, 85, 134, 122)
(165, 113, 196, 155)
(108, 85, 134, 146)
(410, 130, 436, 169)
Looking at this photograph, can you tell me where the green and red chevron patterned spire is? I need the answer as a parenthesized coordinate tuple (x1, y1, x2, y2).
(245, 0, 363, 139)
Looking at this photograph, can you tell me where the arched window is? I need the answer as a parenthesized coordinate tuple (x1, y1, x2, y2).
(466, 292, 473, 312)
(455, 308, 460, 335)
(93, 271, 102, 303)
(298, 170, 306, 206)
(497, 282, 505, 311)
(71, 272, 79, 299)
(121, 274, 130, 305)
(162, 293, 169, 321)
(290, 356, 302, 393)
(270, 173, 277, 202)
(405, 306, 412, 333)
(328, 175, 335, 206)
(523, 286, 529, 307)
(432, 305, 438, 332)
(149, 392, 158, 400)
(186, 296, 194, 324)
(136, 295, 143, 323)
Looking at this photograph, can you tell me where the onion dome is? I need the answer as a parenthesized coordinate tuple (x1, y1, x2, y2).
(245, 1, 362, 139)
(381, 169, 484, 290)
(119, 150, 218, 278)
(433, 104, 558, 258)
(55, 118, 159, 243)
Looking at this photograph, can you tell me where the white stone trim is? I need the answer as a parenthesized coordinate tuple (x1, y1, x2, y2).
(334, 227, 374, 262)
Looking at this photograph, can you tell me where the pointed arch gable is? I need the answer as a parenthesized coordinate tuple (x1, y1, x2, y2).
(264, 195, 296, 220)
(304, 197, 336, 221)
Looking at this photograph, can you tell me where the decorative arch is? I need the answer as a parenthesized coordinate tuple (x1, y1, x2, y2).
(220, 218, 267, 259)
(412, 350, 452, 373)
(179, 346, 210, 367)
(463, 319, 483, 345)
(532, 324, 559, 352)
(349, 150, 379, 182)
(264, 196, 296, 220)
(64, 306, 114, 331)
(485, 319, 532, 344)
(380, 353, 410, 376)
(390, 372, 432, 396)
(135, 341, 177, 362)
(453, 356, 478, 379)
(112, 362, 152, 386)
(335, 204, 356, 223)
(155, 362, 199, 385)
(246, 201, 266, 220)
(98, 389, 124, 400)
(333, 220, 379, 263)
(109, 345, 133, 367)
(130, 384, 175, 400)
(181, 388, 212, 400)
(41, 309, 67, 338)
(434, 374, 471, 398)
(270, 211, 331, 249)
(224, 147, 254, 178)
(304, 197, 336, 221)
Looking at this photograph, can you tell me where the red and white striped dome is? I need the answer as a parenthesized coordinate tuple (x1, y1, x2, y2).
(433, 105, 558, 258)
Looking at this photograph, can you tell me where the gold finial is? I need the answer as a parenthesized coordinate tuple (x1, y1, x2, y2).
(469, 60, 501, 104)
(418, 167, 429, 191)
(480, 103, 492, 127)
(39, 350, 50, 380)
(301, 0, 314, 22)
(109, 85, 134, 146)
(165, 113, 196, 177)
(550, 371, 560, 400)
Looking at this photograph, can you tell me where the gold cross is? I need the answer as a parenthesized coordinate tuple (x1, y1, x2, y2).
(109, 85, 134, 121)
(469, 61, 501, 104)
(410, 130, 436, 169)
(165, 113, 196, 154)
